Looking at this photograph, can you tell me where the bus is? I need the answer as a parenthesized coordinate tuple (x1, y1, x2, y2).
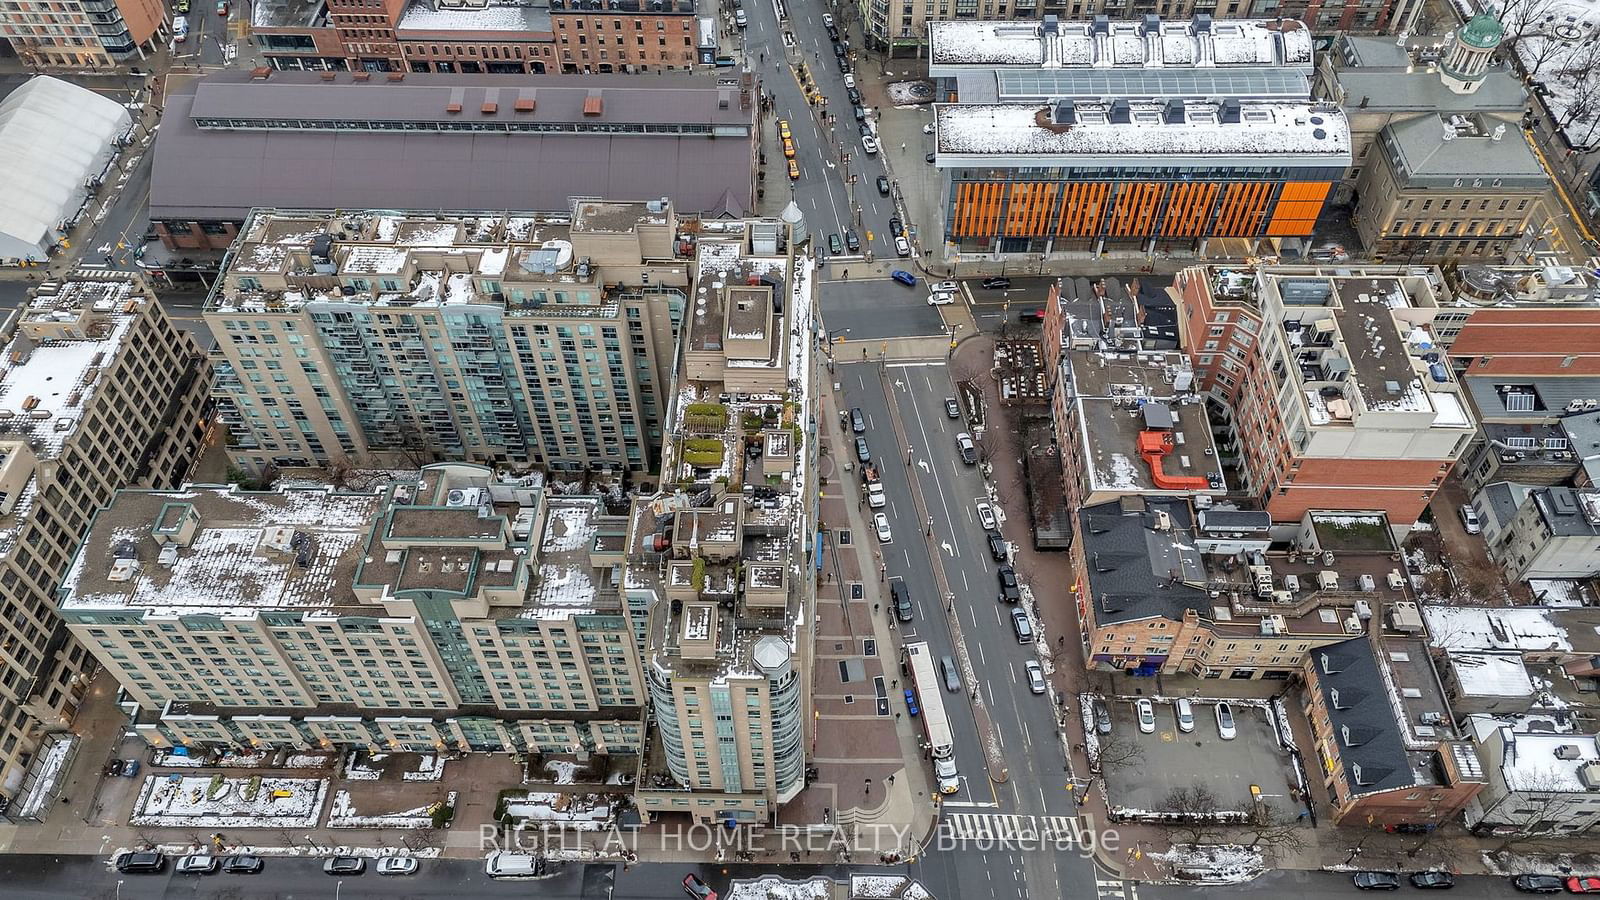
(902, 641, 960, 794)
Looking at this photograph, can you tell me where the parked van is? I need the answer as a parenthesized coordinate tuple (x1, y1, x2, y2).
(485, 852, 543, 878)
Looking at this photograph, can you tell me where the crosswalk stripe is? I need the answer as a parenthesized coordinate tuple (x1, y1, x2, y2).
(942, 812, 1083, 844)
(1096, 878, 1137, 900)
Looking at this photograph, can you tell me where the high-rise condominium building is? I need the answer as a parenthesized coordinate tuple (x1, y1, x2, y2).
(57, 464, 649, 756)
(204, 202, 689, 477)
(0, 271, 208, 822)
(630, 219, 818, 825)
(0, 0, 167, 70)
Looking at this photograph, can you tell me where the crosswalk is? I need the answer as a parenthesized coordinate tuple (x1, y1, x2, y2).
(1097, 878, 1138, 900)
(940, 813, 1081, 843)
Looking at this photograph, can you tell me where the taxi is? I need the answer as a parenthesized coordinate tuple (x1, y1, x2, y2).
(787, 159, 800, 180)
(782, 138, 795, 159)
(778, 119, 791, 140)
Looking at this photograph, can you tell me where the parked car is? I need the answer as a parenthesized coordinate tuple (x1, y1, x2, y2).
(889, 576, 913, 622)
(116, 852, 167, 874)
(223, 855, 264, 875)
(1511, 875, 1563, 893)
(847, 87, 863, 105)
(1569, 877, 1600, 894)
(176, 0, 189, 10)
(827, 234, 842, 255)
(119, 758, 140, 777)
(683, 873, 717, 900)
(1409, 872, 1454, 889)
(778, 119, 790, 139)
(924, 151, 936, 163)
(377, 856, 420, 876)
(782, 137, 796, 159)
(996, 565, 1019, 602)
(889, 217, 903, 237)
(821, 12, 834, 26)
(734, 8, 746, 26)
(176, 854, 219, 874)
(842, 72, 855, 88)
(787, 159, 800, 180)
(867, 482, 886, 508)
(975, 501, 996, 531)
(1024, 660, 1046, 694)
(987, 532, 1007, 562)
(894, 236, 910, 257)
(981, 277, 1012, 290)
(844, 231, 861, 252)
(216, 0, 227, 13)
(927, 290, 956, 306)
(876, 175, 891, 196)
(832, 40, 846, 58)
(1135, 698, 1155, 733)
(1010, 607, 1033, 642)
(1215, 702, 1237, 740)
(1093, 699, 1112, 735)
(945, 397, 961, 418)
(850, 407, 866, 434)
(324, 857, 366, 875)
(858, 122, 873, 138)
(929, 280, 958, 294)
(853, 106, 867, 122)
(855, 436, 871, 463)
(1351, 872, 1401, 891)
(940, 655, 960, 692)
(956, 432, 978, 464)
(1459, 504, 1481, 534)
(1174, 698, 1194, 733)
(874, 512, 892, 543)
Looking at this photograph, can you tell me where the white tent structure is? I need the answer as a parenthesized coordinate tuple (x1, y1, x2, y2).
(0, 76, 131, 263)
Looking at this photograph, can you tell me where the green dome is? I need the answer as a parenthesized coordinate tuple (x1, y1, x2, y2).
(1459, 13, 1505, 50)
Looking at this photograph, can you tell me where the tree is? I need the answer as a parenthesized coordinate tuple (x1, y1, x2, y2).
(1090, 736, 1145, 773)
(1238, 802, 1309, 857)
(1159, 783, 1227, 846)
(1486, 770, 1589, 850)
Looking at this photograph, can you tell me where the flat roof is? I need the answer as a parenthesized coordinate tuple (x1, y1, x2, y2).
(934, 100, 1349, 164)
(994, 66, 1310, 101)
(1064, 351, 1223, 494)
(396, 0, 552, 34)
(151, 73, 753, 221)
(927, 17, 1312, 71)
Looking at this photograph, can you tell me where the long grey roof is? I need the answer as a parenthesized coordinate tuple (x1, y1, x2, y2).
(1312, 637, 1417, 796)
(151, 73, 754, 221)
(1330, 35, 1526, 114)
(1382, 114, 1545, 188)
(1081, 498, 1208, 626)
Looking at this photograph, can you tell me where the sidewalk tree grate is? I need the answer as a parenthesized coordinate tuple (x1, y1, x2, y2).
(837, 529, 852, 545)
(863, 639, 877, 656)
(851, 582, 864, 599)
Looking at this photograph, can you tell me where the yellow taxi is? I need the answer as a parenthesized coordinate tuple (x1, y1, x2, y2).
(779, 119, 791, 140)
(783, 138, 796, 159)
(787, 159, 800, 180)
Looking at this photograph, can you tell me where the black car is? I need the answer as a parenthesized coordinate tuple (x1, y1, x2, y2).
(116, 852, 167, 874)
(889, 217, 903, 237)
(1409, 872, 1454, 890)
(844, 231, 860, 252)
(1512, 875, 1565, 893)
(997, 565, 1020, 602)
(855, 436, 870, 463)
(827, 233, 842, 255)
(849, 407, 866, 434)
(859, 122, 873, 137)
(987, 532, 1007, 562)
(325, 857, 367, 875)
(1351, 872, 1401, 891)
(1019, 308, 1046, 323)
(223, 855, 265, 875)
(924, 151, 936, 163)
(981, 277, 1012, 290)
(876, 175, 891, 196)
(853, 106, 867, 122)
(847, 88, 862, 104)
(832, 41, 846, 58)
(889, 577, 913, 622)
(825, 24, 839, 39)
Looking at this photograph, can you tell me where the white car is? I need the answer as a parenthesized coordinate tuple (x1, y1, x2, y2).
(894, 235, 910, 257)
(1136, 698, 1156, 734)
(927, 290, 955, 306)
(1174, 697, 1194, 733)
(934, 755, 960, 794)
(1215, 701, 1237, 740)
(377, 856, 419, 876)
(842, 72, 855, 88)
(874, 512, 892, 543)
(822, 12, 834, 27)
(928, 281, 959, 294)
(1459, 504, 1481, 534)
(975, 501, 996, 531)
(922, 122, 934, 134)
(173, 15, 189, 40)
(867, 482, 886, 508)
(862, 135, 879, 154)
(1024, 660, 1046, 694)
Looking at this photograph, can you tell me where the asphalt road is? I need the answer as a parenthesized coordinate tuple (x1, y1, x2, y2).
(835, 359, 1097, 900)
(815, 276, 946, 340)
(743, 0, 906, 261)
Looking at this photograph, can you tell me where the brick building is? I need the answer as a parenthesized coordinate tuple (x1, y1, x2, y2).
(0, 0, 168, 70)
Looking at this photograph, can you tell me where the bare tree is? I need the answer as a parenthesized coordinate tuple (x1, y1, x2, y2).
(1486, 770, 1589, 851)
(1238, 802, 1310, 856)
(1091, 736, 1145, 773)
(949, 351, 988, 388)
(1160, 783, 1227, 846)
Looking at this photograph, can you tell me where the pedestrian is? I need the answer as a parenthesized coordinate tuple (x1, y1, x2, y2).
(894, 711, 901, 720)
(873, 603, 880, 613)
(842, 268, 849, 279)
(901, 142, 906, 151)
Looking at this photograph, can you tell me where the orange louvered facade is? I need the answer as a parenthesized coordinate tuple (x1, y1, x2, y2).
(946, 179, 1332, 247)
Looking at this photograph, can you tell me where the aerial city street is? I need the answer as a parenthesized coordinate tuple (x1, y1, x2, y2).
(1, 0, 1600, 896)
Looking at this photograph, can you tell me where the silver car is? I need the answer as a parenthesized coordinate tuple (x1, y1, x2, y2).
(377, 856, 419, 876)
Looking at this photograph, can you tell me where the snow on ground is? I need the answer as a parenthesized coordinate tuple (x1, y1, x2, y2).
(285, 753, 335, 768)
(404, 753, 446, 782)
(501, 791, 613, 830)
(151, 749, 268, 768)
(111, 843, 439, 860)
(1461, 0, 1600, 150)
(130, 776, 328, 828)
(1153, 844, 1264, 883)
(725, 875, 833, 900)
(326, 789, 455, 828)
(544, 759, 580, 784)
(1483, 848, 1600, 876)
(344, 750, 386, 781)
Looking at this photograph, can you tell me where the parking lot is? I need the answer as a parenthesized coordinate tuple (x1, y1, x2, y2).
(1100, 696, 1299, 817)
